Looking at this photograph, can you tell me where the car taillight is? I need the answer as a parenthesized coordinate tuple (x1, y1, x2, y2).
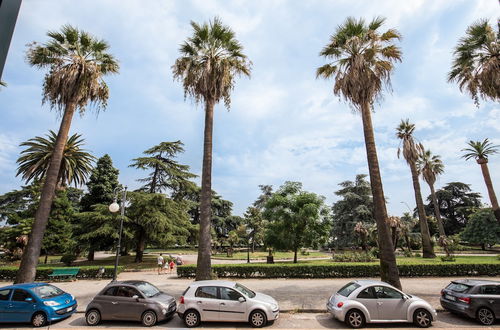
(337, 302, 344, 308)
(458, 297, 471, 304)
(440, 289, 445, 296)
(179, 296, 184, 304)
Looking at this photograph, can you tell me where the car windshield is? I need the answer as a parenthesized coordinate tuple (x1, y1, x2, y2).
(234, 283, 256, 298)
(32, 285, 64, 299)
(447, 282, 471, 293)
(136, 282, 161, 298)
(337, 282, 361, 297)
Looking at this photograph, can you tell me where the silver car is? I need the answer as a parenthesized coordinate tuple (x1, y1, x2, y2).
(177, 280, 279, 328)
(326, 280, 437, 328)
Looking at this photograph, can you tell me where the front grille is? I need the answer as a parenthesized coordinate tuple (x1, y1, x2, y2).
(55, 303, 76, 315)
(168, 302, 177, 311)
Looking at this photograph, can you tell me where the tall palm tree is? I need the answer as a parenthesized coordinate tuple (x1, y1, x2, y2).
(462, 139, 500, 222)
(396, 119, 435, 258)
(15, 25, 119, 283)
(317, 16, 402, 289)
(448, 19, 499, 106)
(417, 149, 446, 237)
(172, 18, 251, 280)
(16, 131, 95, 188)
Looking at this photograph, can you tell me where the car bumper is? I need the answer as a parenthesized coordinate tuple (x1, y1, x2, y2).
(326, 302, 344, 321)
(48, 303, 78, 321)
(158, 303, 177, 321)
(440, 298, 475, 318)
(269, 308, 279, 321)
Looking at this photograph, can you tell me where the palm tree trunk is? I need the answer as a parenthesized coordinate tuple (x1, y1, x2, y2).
(15, 102, 76, 283)
(196, 98, 215, 281)
(478, 160, 500, 223)
(360, 103, 401, 289)
(429, 184, 446, 237)
(409, 163, 435, 258)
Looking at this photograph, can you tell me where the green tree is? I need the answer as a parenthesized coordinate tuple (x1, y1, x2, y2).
(172, 17, 252, 280)
(424, 182, 482, 235)
(460, 208, 500, 250)
(462, 139, 500, 223)
(396, 119, 435, 258)
(16, 25, 119, 283)
(264, 182, 330, 263)
(80, 154, 120, 211)
(126, 192, 191, 262)
(130, 141, 196, 196)
(448, 19, 499, 106)
(317, 16, 402, 288)
(244, 207, 266, 252)
(331, 174, 374, 249)
(16, 131, 95, 188)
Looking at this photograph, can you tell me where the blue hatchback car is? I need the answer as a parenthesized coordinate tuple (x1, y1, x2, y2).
(0, 283, 77, 327)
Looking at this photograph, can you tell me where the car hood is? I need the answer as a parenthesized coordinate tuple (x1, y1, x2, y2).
(253, 292, 278, 306)
(150, 292, 175, 305)
(46, 292, 76, 306)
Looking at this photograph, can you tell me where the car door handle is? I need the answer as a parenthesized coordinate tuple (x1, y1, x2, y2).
(220, 302, 225, 306)
(377, 302, 383, 305)
(197, 301, 202, 304)
(111, 301, 118, 305)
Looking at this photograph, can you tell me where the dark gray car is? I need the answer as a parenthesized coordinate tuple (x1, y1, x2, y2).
(440, 279, 500, 325)
(85, 281, 176, 327)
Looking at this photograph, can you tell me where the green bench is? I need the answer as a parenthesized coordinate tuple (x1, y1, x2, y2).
(48, 267, 80, 281)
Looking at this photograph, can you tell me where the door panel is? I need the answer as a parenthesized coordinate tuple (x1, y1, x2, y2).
(194, 286, 219, 321)
(0, 289, 12, 321)
(219, 287, 247, 321)
(111, 286, 144, 321)
(373, 286, 407, 321)
(6, 290, 36, 322)
(354, 287, 379, 321)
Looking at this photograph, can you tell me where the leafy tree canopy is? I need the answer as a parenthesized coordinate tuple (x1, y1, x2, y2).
(460, 208, 500, 248)
(80, 154, 119, 211)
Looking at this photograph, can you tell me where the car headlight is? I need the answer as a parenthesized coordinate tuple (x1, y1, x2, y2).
(70, 294, 75, 301)
(158, 302, 169, 309)
(44, 300, 60, 306)
(271, 303, 278, 310)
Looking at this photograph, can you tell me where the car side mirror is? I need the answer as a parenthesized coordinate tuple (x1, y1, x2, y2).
(238, 297, 246, 303)
(402, 295, 408, 300)
(25, 297, 33, 302)
(132, 295, 139, 301)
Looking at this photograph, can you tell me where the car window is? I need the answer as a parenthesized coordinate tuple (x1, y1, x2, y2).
(12, 289, 33, 302)
(0, 289, 11, 301)
(234, 283, 256, 298)
(220, 287, 243, 301)
(337, 282, 361, 297)
(374, 286, 403, 299)
(480, 285, 500, 295)
(116, 286, 140, 298)
(136, 282, 161, 298)
(357, 287, 376, 299)
(32, 285, 63, 299)
(195, 286, 218, 299)
(447, 283, 471, 293)
(102, 287, 117, 296)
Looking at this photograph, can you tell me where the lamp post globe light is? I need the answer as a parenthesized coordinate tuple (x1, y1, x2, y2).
(109, 186, 127, 281)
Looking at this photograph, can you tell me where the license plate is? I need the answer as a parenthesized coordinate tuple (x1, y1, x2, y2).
(445, 294, 456, 301)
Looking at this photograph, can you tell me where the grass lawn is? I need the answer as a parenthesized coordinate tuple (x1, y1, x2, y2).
(212, 251, 330, 260)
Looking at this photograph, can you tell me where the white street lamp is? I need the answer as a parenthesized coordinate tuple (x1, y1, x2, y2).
(109, 186, 127, 281)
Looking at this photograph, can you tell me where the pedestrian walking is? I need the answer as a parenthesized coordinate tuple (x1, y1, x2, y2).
(169, 259, 175, 274)
(157, 253, 164, 275)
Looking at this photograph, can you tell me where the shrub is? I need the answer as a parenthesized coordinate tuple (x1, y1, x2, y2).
(369, 247, 379, 258)
(403, 250, 413, 258)
(414, 252, 422, 257)
(0, 266, 123, 281)
(440, 255, 456, 262)
(332, 252, 374, 262)
(60, 254, 77, 266)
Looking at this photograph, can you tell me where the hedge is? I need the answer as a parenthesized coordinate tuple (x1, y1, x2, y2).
(0, 266, 123, 281)
(177, 263, 500, 278)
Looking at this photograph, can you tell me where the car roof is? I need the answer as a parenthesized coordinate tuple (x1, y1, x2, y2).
(354, 280, 393, 287)
(187, 280, 236, 288)
(103, 280, 149, 287)
(0, 283, 48, 290)
(452, 279, 500, 286)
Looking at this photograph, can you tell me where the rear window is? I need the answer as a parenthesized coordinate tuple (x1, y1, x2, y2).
(447, 282, 471, 293)
(337, 282, 361, 297)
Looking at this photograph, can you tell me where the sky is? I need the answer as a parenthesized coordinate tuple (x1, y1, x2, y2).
(0, 0, 499, 217)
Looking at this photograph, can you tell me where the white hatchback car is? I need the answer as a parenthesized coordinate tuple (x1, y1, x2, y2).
(327, 280, 437, 328)
(177, 280, 279, 328)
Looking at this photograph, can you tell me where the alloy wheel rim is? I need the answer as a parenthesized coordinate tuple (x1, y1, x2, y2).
(186, 312, 197, 326)
(252, 312, 264, 326)
(349, 312, 362, 327)
(88, 311, 99, 324)
(479, 309, 494, 325)
(417, 311, 430, 326)
(33, 314, 45, 327)
(144, 312, 156, 326)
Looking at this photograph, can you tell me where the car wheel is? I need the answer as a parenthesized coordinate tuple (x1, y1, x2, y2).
(413, 309, 432, 328)
(141, 310, 157, 327)
(345, 309, 365, 329)
(184, 309, 201, 328)
(477, 307, 495, 325)
(86, 309, 101, 326)
(249, 310, 267, 328)
(31, 312, 47, 327)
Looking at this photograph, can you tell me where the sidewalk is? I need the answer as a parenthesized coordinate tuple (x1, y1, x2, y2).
(3, 271, 498, 313)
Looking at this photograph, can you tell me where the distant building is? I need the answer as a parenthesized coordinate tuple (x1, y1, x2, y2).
(0, 0, 22, 80)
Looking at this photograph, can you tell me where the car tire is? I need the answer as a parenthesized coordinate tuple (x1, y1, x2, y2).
(86, 309, 101, 326)
(141, 310, 157, 327)
(249, 310, 267, 328)
(345, 309, 366, 329)
(183, 309, 201, 328)
(413, 308, 432, 328)
(31, 312, 47, 327)
(477, 307, 495, 325)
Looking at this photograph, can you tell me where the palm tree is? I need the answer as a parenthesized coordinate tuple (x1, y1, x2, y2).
(0, 81, 6, 88)
(15, 25, 119, 284)
(417, 149, 446, 237)
(396, 119, 435, 258)
(448, 19, 499, 106)
(317, 16, 402, 289)
(462, 139, 500, 223)
(172, 18, 251, 280)
(16, 131, 95, 188)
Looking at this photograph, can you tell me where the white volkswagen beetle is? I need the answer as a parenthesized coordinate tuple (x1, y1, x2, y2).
(326, 280, 437, 328)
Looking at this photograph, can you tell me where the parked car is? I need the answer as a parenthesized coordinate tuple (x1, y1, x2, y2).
(85, 280, 176, 327)
(440, 279, 500, 325)
(326, 280, 437, 328)
(177, 280, 279, 328)
(0, 283, 77, 327)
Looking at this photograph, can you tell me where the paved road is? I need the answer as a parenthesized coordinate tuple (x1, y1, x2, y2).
(6, 312, 499, 329)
